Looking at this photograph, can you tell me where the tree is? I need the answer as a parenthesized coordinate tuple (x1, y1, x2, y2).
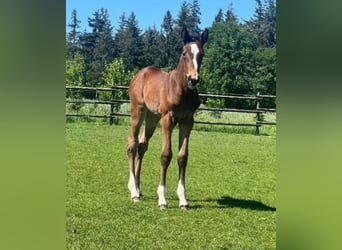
(213, 8, 225, 24)
(78, 8, 115, 86)
(102, 58, 127, 86)
(250, 47, 276, 107)
(264, 0, 276, 47)
(66, 9, 81, 58)
(161, 10, 173, 35)
(101, 58, 134, 101)
(143, 26, 163, 67)
(115, 12, 144, 71)
(175, 1, 202, 35)
(246, 0, 276, 48)
(173, 1, 194, 67)
(78, 31, 95, 86)
(66, 53, 85, 86)
(160, 10, 178, 69)
(175, 1, 191, 31)
(126, 12, 144, 69)
(114, 13, 127, 58)
(225, 3, 238, 24)
(189, 0, 201, 34)
(200, 23, 259, 108)
(66, 53, 86, 103)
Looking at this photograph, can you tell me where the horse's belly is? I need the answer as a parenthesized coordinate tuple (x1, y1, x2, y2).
(145, 102, 161, 115)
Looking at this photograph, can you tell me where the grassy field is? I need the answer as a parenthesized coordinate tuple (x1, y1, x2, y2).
(66, 123, 276, 249)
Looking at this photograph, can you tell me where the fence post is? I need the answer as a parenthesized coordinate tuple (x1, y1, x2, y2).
(256, 92, 261, 136)
(110, 87, 115, 125)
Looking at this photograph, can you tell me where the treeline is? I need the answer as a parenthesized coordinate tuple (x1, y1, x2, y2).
(66, 0, 276, 108)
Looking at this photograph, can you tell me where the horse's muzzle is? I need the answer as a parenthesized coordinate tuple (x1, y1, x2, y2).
(187, 77, 199, 90)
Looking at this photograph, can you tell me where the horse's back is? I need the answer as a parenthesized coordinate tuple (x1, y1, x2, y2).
(130, 66, 167, 87)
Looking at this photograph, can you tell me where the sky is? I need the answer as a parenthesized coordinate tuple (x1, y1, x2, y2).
(66, 0, 257, 32)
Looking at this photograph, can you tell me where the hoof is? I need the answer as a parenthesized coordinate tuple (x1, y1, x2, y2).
(179, 205, 189, 210)
(159, 204, 167, 210)
(132, 196, 141, 202)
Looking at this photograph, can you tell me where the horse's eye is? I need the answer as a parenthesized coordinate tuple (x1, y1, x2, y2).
(182, 52, 186, 57)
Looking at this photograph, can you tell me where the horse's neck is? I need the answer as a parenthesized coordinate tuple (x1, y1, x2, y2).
(165, 56, 200, 109)
(169, 56, 187, 90)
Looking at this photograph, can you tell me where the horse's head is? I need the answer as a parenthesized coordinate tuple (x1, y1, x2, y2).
(181, 27, 209, 90)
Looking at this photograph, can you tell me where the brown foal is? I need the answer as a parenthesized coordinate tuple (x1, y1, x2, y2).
(127, 27, 208, 209)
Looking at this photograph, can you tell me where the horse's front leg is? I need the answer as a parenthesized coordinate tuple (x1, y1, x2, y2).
(157, 114, 175, 209)
(177, 116, 194, 209)
(127, 105, 145, 202)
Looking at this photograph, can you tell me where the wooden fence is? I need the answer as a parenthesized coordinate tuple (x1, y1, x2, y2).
(66, 86, 276, 135)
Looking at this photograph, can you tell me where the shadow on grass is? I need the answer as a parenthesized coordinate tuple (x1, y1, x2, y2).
(130, 194, 276, 211)
(216, 196, 276, 211)
(188, 196, 276, 211)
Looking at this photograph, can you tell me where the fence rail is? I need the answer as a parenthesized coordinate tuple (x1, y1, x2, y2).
(66, 85, 276, 135)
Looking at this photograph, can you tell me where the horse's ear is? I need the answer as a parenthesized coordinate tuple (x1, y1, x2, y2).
(201, 28, 209, 45)
(181, 27, 191, 44)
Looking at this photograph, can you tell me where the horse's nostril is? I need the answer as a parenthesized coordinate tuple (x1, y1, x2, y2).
(189, 77, 199, 84)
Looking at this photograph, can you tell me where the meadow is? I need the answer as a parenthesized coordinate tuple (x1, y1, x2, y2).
(66, 123, 276, 249)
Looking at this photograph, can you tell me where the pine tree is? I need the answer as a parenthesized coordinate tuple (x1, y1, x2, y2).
(161, 10, 173, 35)
(78, 31, 95, 86)
(225, 3, 238, 24)
(114, 13, 127, 58)
(173, 1, 192, 67)
(87, 8, 114, 44)
(160, 10, 178, 69)
(214, 8, 225, 24)
(265, 0, 276, 47)
(253, 0, 268, 47)
(189, 0, 201, 34)
(143, 26, 162, 67)
(127, 12, 144, 69)
(246, 0, 276, 48)
(67, 9, 81, 58)
(78, 8, 115, 86)
(175, 0, 201, 35)
(176, 1, 193, 34)
(255, 0, 265, 20)
(115, 12, 144, 71)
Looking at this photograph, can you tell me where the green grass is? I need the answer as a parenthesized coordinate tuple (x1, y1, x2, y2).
(66, 123, 276, 249)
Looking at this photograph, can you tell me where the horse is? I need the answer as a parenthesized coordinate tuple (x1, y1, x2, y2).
(126, 27, 208, 209)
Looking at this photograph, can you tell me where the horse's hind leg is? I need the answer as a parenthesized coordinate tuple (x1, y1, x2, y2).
(135, 112, 159, 196)
(127, 104, 145, 201)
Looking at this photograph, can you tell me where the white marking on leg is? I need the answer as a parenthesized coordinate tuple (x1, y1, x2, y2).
(128, 172, 140, 199)
(190, 43, 199, 80)
(177, 180, 188, 207)
(157, 185, 167, 206)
